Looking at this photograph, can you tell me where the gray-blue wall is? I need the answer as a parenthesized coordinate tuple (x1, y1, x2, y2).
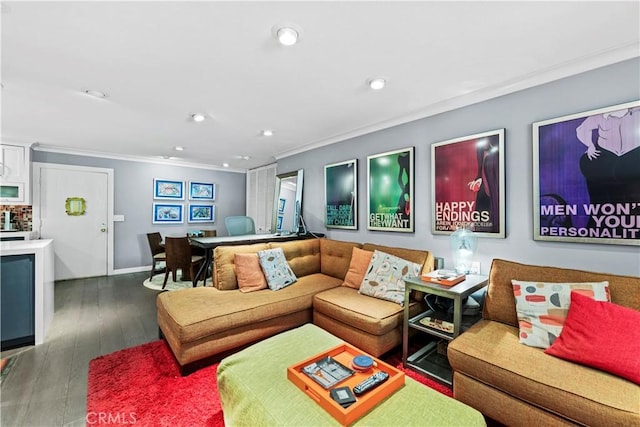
(278, 58, 640, 277)
(31, 151, 246, 270)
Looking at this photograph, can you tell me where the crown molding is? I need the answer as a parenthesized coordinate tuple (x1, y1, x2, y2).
(32, 144, 247, 173)
(275, 43, 639, 160)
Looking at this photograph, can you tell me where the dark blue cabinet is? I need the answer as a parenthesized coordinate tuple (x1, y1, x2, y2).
(1, 254, 35, 349)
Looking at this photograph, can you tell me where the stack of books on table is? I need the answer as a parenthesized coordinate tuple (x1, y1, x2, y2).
(421, 270, 466, 286)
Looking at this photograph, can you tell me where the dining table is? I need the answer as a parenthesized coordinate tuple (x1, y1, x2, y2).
(189, 232, 321, 286)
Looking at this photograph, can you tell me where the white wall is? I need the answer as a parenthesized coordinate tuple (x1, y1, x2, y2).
(278, 58, 640, 277)
(31, 151, 247, 270)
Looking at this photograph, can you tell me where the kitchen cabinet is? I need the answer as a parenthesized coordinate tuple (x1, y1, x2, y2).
(1, 254, 35, 349)
(0, 239, 54, 347)
(0, 142, 33, 205)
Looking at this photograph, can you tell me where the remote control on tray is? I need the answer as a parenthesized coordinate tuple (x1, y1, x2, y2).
(352, 371, 389, 396)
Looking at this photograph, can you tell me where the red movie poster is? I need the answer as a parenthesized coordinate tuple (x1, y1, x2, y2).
(431, 129, 505, 238)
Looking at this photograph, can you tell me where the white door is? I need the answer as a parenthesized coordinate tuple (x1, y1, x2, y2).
(33, 163, 113, 280)
(247, 163, 276, 233)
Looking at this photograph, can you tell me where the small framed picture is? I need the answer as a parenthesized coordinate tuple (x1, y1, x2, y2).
(189, 181, 215, 201)
(154, 179, 184, 200)
(188, 204, 215, 223)
(152, 203, 184, 224)
(278, 198, 286, 213)
(277, 215, 284, 230)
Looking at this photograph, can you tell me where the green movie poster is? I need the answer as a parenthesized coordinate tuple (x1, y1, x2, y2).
(367, 147, 414, 232)
(324, 159, 358, 229)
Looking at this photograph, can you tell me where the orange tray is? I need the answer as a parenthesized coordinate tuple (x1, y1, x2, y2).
(287, 343, 405, 426)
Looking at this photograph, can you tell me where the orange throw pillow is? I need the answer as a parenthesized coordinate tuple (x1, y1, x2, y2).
(235, 253, 267, 293)
(342, 247, 373, 289)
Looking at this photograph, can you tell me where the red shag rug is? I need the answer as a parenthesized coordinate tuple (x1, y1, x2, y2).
(87, 340, 452, 427)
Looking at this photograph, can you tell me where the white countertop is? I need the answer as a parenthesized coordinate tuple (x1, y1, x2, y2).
(0, 239, 53, 255)
(0, 231, 37, 239)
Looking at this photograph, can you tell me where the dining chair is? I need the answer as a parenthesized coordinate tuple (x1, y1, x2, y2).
(225, 216, 256, 236)
(163, 236, 205, 289)
(146, 232, 166, 280)
(187, 231, 206, 257)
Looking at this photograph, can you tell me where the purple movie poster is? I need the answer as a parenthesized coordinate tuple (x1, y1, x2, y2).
(431, 129, 505, 238)
(533, 101, 640, 246)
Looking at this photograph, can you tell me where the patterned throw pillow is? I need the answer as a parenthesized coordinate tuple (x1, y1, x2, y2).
(257, 247, 297, 291)
(359, 250, 422, 305)
(511, 280, 610, 348)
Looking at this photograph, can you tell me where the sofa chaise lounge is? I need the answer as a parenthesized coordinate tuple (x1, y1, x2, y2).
(156, 237, 434, 373)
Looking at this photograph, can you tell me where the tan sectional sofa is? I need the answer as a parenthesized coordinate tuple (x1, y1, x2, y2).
(447, 259, 640, 427)
(156, 238, 434, 373)
(313, 242, 434, 356)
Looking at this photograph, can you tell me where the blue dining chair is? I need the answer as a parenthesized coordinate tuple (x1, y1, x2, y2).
(225, 216, 256, 236)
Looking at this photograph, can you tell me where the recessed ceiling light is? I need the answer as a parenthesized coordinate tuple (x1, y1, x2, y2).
(83, 89, 108, 98)
(272, 24, 302, 46)
(278, 28, 298, 45)
(367, 78, 386, 90)
(261, 129, 274, 137)
(191, 113, 206, 122)
(222, 163, 230, 168)
(174, 146, 184, 151)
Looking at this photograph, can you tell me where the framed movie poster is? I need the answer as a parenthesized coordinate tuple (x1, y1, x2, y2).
(533, 100, 640, 246)
(367, 148, 414, 232)
(431, 129, 505, 238)
(324, 159, 357, 229)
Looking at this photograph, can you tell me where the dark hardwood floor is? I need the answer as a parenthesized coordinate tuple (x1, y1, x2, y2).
(1, 272, 159, 427)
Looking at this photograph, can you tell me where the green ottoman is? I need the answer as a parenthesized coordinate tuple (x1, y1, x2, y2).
(217, 324, 485, 426)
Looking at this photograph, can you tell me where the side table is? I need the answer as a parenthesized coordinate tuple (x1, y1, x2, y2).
(402, 274, 488, 386)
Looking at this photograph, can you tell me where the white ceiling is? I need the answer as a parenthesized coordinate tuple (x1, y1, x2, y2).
(2, 1, 639, 171)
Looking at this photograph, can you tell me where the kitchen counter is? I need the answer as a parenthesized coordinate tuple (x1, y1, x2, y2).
(0, 239, 54, 346)
(0, 231, 37, 241)
(0, 238, 51, 253)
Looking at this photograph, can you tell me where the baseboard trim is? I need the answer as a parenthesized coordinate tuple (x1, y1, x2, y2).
(113, 265, 150, 275)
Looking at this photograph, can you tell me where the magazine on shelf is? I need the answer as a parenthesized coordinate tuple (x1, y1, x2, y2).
(419, 316, 455, 333)
(421, 269, 466, 286)
(301, 356, 355, 389)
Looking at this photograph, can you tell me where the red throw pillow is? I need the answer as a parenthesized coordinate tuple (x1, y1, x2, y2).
(545, 291, 640, 385)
